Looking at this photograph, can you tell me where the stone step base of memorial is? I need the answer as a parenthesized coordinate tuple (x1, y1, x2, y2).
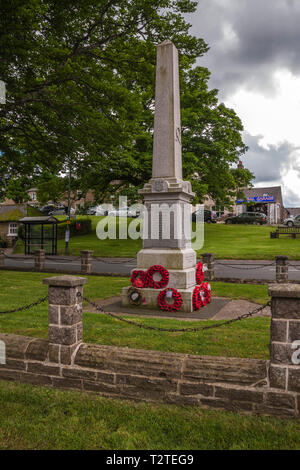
(122, 285, 196, 314)
(130, 266, 197, 290)
(137, 248, 196, 270)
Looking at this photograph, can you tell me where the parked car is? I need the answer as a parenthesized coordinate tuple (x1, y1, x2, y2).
(40, 204, 56, 215)
(192, 209, 217, 223)
(108, 207, 140, 218)
(49, 208, 67, 216)
(283, 214, 300, 227)
(225, 212, 267, 225)
(84, 206, 97, 215)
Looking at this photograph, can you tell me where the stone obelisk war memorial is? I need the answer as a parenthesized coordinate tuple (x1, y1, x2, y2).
(122, 40, 210, 314)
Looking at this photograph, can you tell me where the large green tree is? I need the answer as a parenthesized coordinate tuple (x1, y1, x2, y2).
(0, 0, 253, 206)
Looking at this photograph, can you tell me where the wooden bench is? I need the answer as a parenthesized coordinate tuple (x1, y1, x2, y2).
(270, 226, 300, 239)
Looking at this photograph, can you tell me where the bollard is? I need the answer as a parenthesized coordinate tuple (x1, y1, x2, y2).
(43, 275, 88, 365)
(275, 255, 289, 283)
(81, 250, 93, 274)
(34, 249, 45, 270)
(0, 250, 4, 267)
(268, 284, 300, 393)
(202, 253, 215, 281)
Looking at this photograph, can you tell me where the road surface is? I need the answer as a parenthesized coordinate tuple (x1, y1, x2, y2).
(3, 254, 300, 282)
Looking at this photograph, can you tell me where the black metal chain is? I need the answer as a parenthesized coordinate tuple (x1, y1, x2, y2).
(215, 261, 276, 270)
(4, 254, 35, 260)
(45, 256, 81, 263)
(94, 257, 136, 264)
(82, 295, 271, 333)
(0, 295, 48, 315)
(289, 264, 300, 271)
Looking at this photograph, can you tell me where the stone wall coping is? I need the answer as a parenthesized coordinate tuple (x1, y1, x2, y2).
(81, 250, 94, 255)
(268, 283, 300, 298)
(43, 275, 88, 287)
(275, 255, 289, 260)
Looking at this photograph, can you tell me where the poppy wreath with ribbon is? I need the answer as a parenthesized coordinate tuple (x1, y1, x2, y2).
(145, 264, 169, 289)
(127, 287, 143, 306)
(130, 270, 147, 288)
(192, 282, 212, 311)
(196, 261, 205, 285)
(158, 288, 183, 312)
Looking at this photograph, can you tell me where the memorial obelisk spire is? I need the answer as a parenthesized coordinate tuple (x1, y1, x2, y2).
(152, 40, 182, 179)
(123, 40, 198, 314)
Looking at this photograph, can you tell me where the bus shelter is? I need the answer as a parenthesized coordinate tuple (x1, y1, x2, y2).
(19, 216, 58, 255)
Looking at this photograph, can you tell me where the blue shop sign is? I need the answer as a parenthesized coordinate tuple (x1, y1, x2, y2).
(237, 196, 275, 204)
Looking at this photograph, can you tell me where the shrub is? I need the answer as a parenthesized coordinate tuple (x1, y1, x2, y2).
(57, 218, 92, 239)
(0, 237, 7, 248)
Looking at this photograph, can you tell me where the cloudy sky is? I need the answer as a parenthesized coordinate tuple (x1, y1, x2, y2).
(186, 0, 300, 207)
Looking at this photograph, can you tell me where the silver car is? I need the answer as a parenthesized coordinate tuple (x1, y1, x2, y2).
(284, 214, 300, 227)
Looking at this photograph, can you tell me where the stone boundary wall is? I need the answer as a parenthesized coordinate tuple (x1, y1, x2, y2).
(0, 275, 299, 420)
(0, 333, 299, 419)
(0, 332, 290, 417)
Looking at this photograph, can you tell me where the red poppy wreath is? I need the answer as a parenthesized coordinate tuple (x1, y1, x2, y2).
(193, 282, 212, 311)
(196, 261, 205, 285)
(130, 270, 146, 288)
(158, 288, 183, 312)
(145, 264, 169, 289)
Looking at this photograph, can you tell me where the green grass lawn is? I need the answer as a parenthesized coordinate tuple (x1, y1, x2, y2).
(1, 270, 295, 450)
(0, 271, 270, 359)
(14, 217, 300, 259)
(0, 379, 299, 450)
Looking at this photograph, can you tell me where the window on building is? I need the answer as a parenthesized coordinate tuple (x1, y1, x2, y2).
(30, 192, 37, 201)
(8, 223, 18, 236)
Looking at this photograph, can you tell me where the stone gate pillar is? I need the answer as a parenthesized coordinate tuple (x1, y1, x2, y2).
(0, 250, 4, 267)
(43, 275, 88, 365)
(275, 256, 289, 283)
(81, 250, 93, 274)
(268, 284, 300, 394)
(202, 253, 215, 281)
(35, 249, 45, 271)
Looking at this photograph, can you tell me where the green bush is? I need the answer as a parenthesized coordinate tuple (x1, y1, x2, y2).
(57, 218, 92, 239)
(0, 237, 7, 248)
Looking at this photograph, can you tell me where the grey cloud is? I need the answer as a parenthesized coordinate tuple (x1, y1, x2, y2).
(187, 0, 300, 98)
(282, 187, 300, 207)
(243, 132, 298, 184)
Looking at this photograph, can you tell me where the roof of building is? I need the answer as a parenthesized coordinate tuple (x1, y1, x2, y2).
(243, 186, 282, 200)
(0, 204, 27, 222)
(237, 186, 283, 204)
(285, 207, 300, 217)
(0, 204, 43, 222)
(19, 216, 58, 224)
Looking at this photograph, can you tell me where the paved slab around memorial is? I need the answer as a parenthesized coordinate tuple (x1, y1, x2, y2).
(85, 296, 230, 320)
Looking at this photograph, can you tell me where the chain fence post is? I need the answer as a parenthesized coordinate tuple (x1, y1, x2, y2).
(268, 284, 300, 395)
(0, 249, 4, 267)
(34, 249, 45, 271)
(202, 253, 215, 281)
(43, 275, 88, 365)
(275, 255, 289, 283)
(81, 250, 94, 274)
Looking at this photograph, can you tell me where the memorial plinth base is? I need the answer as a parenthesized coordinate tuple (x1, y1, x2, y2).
(122, 248, 198, 314)
(122, 286, 195, 314)
(137, 248, 196, 270)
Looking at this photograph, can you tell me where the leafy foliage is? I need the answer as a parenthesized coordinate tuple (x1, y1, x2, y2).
(0, 0, 253, 207)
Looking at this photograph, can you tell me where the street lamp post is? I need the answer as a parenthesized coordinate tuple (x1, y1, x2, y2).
(65, 163, 71, 255)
